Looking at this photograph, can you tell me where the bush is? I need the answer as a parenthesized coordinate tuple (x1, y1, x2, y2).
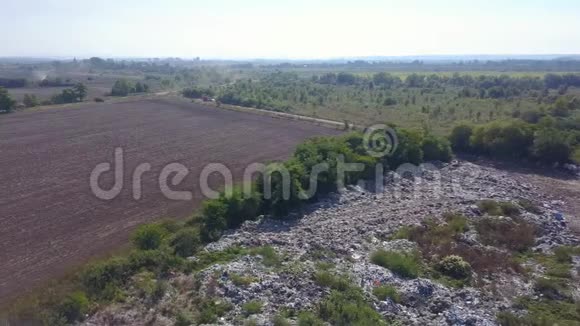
(318, 288, 386, 325)
(314, 272, 350, 291)
(182, 87, 214, 99)
(174, 310, 194, 326)
(170, 228, 201, 257)
(390, 128, 424, 166)
(478, 200, 520, 217)
(449, 124, 474, 152)
(0, 86, 16, 113)
(422, 134, 452, 162)
(435, 255, 472, 280)
(242, 300, 263, 316)
(531, 128, 573, 163)
(476, 217, 536, 252)
(469, 120, 534, 159)
(372, 285, 401, 303)
(132, 224, 167, 250)
(534, 278, 569, 300)
(57, 292, 89, 323)
(196, 299, 232, 324)
(251, 246, 281, 267)
(518, 199, 542, 214)
(370, 250, 421, 278)
(297, 311, 325, 326)
(478, 200, 502, 216)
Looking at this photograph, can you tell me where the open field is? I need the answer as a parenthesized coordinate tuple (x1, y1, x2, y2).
(0, 97, 339, 305)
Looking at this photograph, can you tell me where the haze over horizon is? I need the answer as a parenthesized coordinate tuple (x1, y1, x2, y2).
(1, 0, 579, 59)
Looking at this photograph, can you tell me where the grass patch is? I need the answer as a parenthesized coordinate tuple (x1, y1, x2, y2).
(314, 272, 351, 291)
(372, 285, 401, 303)
(475, 217, 536, 252)
(196, 299, 232, 324)
(518, 199, 542, 215)
(230, 273, 258, 287)
(370, 250, 421, 279)
(250, 246, 282, 267)
(242, 300, 263, 316)
(477, 200, 521, 217)
(318, 287, 387, 325)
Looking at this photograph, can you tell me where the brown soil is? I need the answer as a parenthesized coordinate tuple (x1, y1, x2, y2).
(0, 97, 339, 305)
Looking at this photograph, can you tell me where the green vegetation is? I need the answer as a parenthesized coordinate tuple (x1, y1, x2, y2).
(475, 216, 536, 252)
(314, 272, 351, 291)
(0, 86, 16, 113)
(395, 213, 524, 277)
(131, 223, 168, 250)
(372, 285, 401, 303)
(111, 79, 149, 96)
(435, 255, 472, 280)
(242, 300, 263, 316)
(230, 273, 258, 287)
(370, 249, 421, 279)
(51, 83, 88, 104)
(477, 200, 521, 217)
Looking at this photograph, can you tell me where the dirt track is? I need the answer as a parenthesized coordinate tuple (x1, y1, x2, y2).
(0, 98, 339, 305)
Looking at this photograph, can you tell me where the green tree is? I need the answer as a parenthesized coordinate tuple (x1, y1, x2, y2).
(23, 94, 39, 108)
(0, 87, 15, 113)
(532, 128, 573, 163)
(111, 79, 133, 96)
(449, 123, 473, 152)
(74, 83, 88, 101)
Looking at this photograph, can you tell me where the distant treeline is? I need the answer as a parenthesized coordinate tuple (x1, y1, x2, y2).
(0, 78, 27, 88)
(314, 72, 580, 93)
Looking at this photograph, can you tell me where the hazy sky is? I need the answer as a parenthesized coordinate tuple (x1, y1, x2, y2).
(1, 0, 579, 59)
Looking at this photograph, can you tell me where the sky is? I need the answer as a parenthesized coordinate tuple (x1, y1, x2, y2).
(0, 0, 579, 59)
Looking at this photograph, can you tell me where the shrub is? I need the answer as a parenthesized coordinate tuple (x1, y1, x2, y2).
(497, 311, 527, 326)
(478, 200, 520, 217)
(391, 128, 424, 166)
(554, 246, 580, 264)
(478, 200, 502, 216)
(170, 228, 201, 257)
(57, 292, 89, 323)
(297, 311, 325, 326)
(174, 310, 194, 326)
(251, 246, 281, 267)
(200, 199, 228, 242)
(196, 300, 232, 324)
(370, 250, 421, 278)
(518, 199, 542, 214)
(230, 273, 257, 287)
(449, 123, 474, 152)
(499, 202, 521, 217)
(435, 255, 472, 280)
(469, 120, 534, 159)
(132, 224, 167, 250)
(422, 134, 452, 162)
(81, 257, 132, 298)
(318, 288, 386, 325)
(534, 278, 569, 300)
(314, 272, 350, 291)
(23, 94, 38, 108)
(273, 314, 291, 326)
(0, 86, 16, 113)
(476, 217, 536, 252)
(532, 128, 573, 163)
(372, 285, 401, 303)
(242, 300, 263, 316)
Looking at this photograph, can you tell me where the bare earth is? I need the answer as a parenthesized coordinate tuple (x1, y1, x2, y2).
(0, 98, 339, 305)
